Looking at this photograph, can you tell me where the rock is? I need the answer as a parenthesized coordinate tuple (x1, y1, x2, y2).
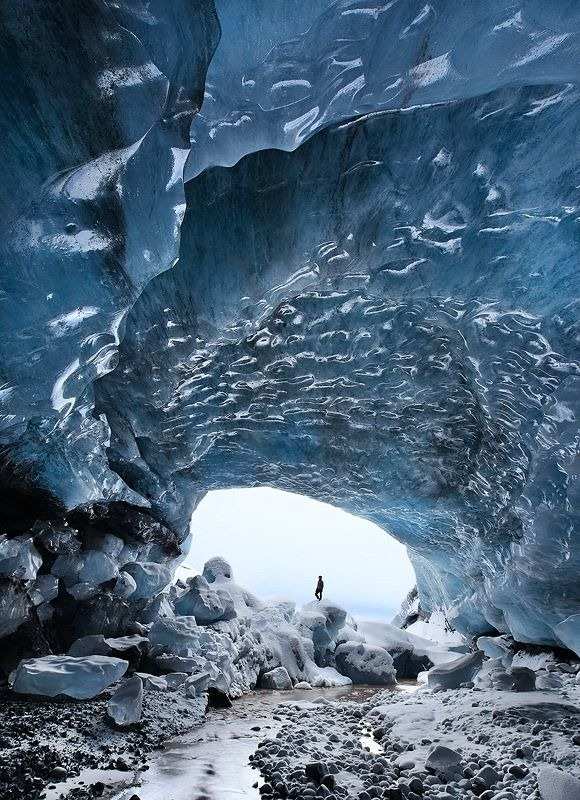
(260, 667, 293, 690)
(510, 666, 535, 691)
(12, 655, 128, 699)
(536, 672, 563, 690)
(305, 762, 328, 784)
(425, 745, 463, 780)
(203, 557, 234, 583)
(476, 765, 501, 788)
(537, 766, 580, 800)
(208, 686, 232, 708)
(69, 634, 112, 657)
(295, 681, 312, 689)
(334, 642, 397, 685)
(107, 675, 143, 727)
(427, 651, 484, 690)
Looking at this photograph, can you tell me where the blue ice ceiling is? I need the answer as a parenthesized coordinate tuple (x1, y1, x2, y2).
(0, 1, 578, 656)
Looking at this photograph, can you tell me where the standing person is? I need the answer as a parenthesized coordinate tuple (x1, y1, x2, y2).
(315, 575, 324, 601)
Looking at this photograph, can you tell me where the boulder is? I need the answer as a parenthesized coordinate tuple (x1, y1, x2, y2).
(511, 666, 536, 691)
(476, 765, 502, 788)
(537, 766, 580, 800)
(260, 667, 292, 690)
(107, 675, 143, 727)
(427, 651, 484, 690)
(12, 655, 128, 699)
(425, 745, 463, 780)
(536, 672, 563, 690)
(69, 634, 112, 657)
(203, 557, 234, 583)
(334, 642, 397, 685)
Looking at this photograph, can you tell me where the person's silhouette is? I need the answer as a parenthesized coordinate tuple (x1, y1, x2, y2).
(315, 575, 324, 601)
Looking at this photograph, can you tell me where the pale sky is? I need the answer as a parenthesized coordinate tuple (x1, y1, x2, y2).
(181, 488, 415, 621)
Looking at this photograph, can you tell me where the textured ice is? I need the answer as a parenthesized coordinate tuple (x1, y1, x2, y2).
(11, 655, 128, 700)
(0, 0, 578, 660)
(106, 675, 143, 727)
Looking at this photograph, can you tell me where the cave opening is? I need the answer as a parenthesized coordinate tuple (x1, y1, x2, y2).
(178, 487, 416, 624)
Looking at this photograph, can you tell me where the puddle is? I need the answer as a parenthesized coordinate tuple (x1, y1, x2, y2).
(45, 768, 135, 800)
(107, 682, 417, 800)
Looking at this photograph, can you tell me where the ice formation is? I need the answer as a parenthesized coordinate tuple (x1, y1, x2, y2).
(8, 558, 434, 702)
(0, 0, 578, 672)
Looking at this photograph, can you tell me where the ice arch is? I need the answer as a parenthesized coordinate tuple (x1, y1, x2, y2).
(0, 0, 578, 666)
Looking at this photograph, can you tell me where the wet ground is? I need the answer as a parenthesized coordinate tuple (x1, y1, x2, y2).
(109, 683, 417, 800)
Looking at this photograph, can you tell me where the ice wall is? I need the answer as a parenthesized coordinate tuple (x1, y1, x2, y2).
(0, 0, 578, 661)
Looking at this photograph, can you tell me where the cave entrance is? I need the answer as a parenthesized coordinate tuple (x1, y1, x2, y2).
(179, 487, 416, 623)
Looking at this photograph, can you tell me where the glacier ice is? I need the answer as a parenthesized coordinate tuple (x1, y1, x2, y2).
(0, 0, 578, 666)
(11, 655, 129, 699)
(106, 675, 143, 727)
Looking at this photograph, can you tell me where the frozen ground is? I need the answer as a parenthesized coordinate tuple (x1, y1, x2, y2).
(252, 664, 580, 800)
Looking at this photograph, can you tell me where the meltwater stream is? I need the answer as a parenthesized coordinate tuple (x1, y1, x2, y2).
(112, 684, 417, 800)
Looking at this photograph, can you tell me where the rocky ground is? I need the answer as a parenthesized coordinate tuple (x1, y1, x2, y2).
(0, 686, 206, 800)
(251, 664, 580, 800)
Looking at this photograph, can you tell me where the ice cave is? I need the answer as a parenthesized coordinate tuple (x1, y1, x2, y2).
(0, 1, 579, 799)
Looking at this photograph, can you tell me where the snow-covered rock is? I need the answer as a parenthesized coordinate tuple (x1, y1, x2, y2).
(260, 667, 292, 690)
(106, 675, 143, 727)
(334, 642, 396, 686)
(12, 655, 128, 699)
(425, 745, 463, 780)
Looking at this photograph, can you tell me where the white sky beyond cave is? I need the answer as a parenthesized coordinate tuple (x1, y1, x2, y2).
(181, 487, 416, 621)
